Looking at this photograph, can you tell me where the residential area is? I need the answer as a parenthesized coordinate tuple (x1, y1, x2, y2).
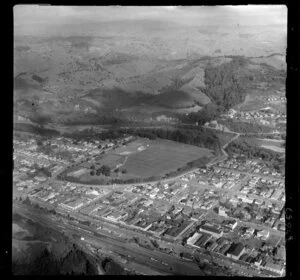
(13, 133, 286, 277)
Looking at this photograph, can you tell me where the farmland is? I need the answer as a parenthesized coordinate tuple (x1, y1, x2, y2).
(64, 138, 213, 183)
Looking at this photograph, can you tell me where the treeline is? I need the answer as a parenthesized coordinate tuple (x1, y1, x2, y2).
(14, 123, 61, 137)
(63, 128, 126, 142)
(64, 115, 123, 126)
(118, 127, 221, 151)
(64, 126, 221, 151)
(181, 103, 221, 125)
(225, 140, 285, 174)
(90, 164, 111, 176)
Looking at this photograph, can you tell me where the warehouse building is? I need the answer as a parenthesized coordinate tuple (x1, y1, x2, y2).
(226, 243, 245, 260)
(199, 224, 223, 238)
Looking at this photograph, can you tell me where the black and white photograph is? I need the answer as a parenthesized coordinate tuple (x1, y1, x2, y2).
(12, 5, 288, 276)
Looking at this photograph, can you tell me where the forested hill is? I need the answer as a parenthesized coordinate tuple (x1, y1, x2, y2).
(203, 56, 247, 110)
(183, 56, 250, 125)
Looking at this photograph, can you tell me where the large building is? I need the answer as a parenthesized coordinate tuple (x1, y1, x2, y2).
(221, 219, 238, 231)
(226, 243, 245, 260)
(199, 224, 223, 238)
(60, 199, 84, 211)
(187, 232, 202, 246)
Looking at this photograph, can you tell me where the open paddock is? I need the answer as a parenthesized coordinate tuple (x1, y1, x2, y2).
(121, 139, 212, 178)
(251, 138, 285, 153)
(94, 154, 126, 169)
(63, 138, 213, 183)
(113, 139, 151, 155)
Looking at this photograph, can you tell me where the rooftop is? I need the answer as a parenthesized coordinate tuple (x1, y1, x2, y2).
(226, 243, 245, 257)
(200, 224, 222, 235)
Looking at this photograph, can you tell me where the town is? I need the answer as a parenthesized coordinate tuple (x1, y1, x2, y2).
(13, 133, 286, 277)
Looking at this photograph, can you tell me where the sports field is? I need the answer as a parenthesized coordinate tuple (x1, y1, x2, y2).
(95, 154, 125, 168)
(121, 139, 212, 177)
(67, 138, 213, 183)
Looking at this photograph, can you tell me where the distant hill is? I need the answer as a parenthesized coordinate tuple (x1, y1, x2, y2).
(13, 34, 286, 126)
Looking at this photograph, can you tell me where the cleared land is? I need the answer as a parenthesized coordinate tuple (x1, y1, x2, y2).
(260, 145, 285, 153)
(66, 138, 212, 183)
(251, 138, 285, 153)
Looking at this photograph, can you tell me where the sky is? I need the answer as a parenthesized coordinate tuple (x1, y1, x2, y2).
(14, 5, 287, 31)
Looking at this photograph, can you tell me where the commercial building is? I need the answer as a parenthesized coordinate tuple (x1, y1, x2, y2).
(187, 232, 202, 246)
(60, 199, 84, 211)
(199, 224, 223, 238)
(221, 219, 238, 231)
(226, 243, 245, 260)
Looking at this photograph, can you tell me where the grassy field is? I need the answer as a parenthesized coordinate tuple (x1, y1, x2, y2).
(122, 140, 211, 177)
(242, 137, 285, 153)
(257, 139, 285, 153)
(67, 138, 212, 183)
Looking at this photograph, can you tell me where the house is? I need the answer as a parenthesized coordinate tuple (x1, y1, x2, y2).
(173, 206, 183, 215)
(245, 227, 255, 236)
(254, 255, 263, 267)
(238, 194, 253, 204)
(221, 219, 238, 231)
(257, 229, 270, 239)
(143, 199, 153, 207)
(264, 260, 285, 276)
(218, 206, 228, 217)
(226, 243, 245, 260)
(254, 198, 264, 205)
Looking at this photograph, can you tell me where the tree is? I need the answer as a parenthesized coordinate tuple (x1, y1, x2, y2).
(121, 169, 127, 174)
(272, 247, 278, 256)
(100, 165, 111, 176)
(90, 170, 95, 176)
(24, 196, 31, 205)
(133, 237, 139, 244)
(95, 165, 111, 176)
(96, 169, 101, 176)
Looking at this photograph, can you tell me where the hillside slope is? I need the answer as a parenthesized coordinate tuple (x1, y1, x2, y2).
(14, 34, 286, 126)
